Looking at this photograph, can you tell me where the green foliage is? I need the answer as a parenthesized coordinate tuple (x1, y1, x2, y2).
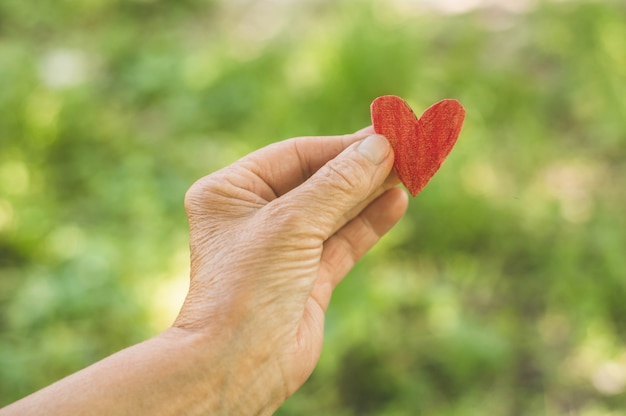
(2, 0, 626, 414)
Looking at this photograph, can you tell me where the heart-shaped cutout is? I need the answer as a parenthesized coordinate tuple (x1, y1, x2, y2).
(371, 95, 466, 196)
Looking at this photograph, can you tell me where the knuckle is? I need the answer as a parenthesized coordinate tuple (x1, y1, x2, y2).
(322, 158, 371, 196)
(183, 173, 225, 214)
(264, 201, 325, 242)
(184, 177, 209, 213)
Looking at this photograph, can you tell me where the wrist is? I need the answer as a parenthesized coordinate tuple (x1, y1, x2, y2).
(162, 326, 285, 415)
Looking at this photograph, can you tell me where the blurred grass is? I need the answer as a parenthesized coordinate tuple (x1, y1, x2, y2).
(2, 0, 626, 414)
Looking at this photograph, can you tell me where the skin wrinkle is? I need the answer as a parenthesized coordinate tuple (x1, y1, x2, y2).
(218, 169, 271, 208)
(194, 169, 253, 209)
(222, 339, 279, 415)
(1, 130, 408, 416)
(263, 200, 327, 244)
(320, 188, 407, 289)
(244, 133, 370, 198)
(324, 180, 398, 240)
(184, 142, 400, 407)
(282, 172, 381, 242)
(332, 186, 386, 234)
(190, 225, 314, 328)
(308, 274, 334, 312)
(291, 138, 313, 183)
(320, 232, 361, 290)
(249, 142, 306, 199)
(322, 155, 366, 195)
(236, 161, 281, 203)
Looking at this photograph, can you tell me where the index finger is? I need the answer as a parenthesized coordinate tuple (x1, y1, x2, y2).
(239, 129, 374, 198)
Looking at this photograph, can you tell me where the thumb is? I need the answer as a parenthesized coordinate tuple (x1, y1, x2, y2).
(276, 134, 395, 238)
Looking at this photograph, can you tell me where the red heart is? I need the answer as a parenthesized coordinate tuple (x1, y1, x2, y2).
(370, 95, 466, 196)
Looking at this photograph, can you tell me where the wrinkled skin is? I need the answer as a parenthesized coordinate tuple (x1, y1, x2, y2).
(0, 130, 408, 416)
(175, 129, 408, 413)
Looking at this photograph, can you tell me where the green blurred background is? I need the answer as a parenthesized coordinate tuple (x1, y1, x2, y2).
(1, 0, 626, 414)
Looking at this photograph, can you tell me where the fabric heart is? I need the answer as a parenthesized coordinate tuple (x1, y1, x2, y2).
(370, 95, 465, 196)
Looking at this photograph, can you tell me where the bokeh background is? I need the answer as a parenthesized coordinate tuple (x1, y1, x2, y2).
(1, 0, 626, 414)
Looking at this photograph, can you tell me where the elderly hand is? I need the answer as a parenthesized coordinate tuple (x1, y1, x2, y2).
(176, 129, 408, 413)
(0, 129, 408, 416)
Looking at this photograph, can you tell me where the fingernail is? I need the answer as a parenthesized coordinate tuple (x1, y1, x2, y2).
(358, 134, 390, 164)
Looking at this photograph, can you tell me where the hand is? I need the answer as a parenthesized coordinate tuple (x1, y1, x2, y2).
(175, 129, 408, 414)
(0, 129, 408, 416)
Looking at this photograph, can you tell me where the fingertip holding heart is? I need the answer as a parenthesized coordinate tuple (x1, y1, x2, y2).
(370, 95, 466, 196)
